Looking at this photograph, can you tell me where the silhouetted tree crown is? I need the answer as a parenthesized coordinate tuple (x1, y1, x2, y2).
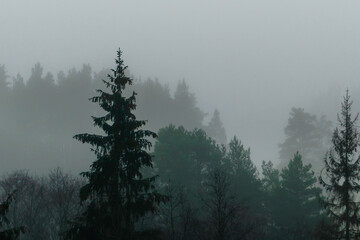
(64, 49, 167, 240)
(319, 90, 360, 240)
(224, 136, 262, 215)
(279, 152, 321, 238)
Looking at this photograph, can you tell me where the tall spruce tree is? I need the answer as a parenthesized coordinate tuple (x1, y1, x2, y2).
(64, 49, 167, 240)
(319, 90, 360, 240)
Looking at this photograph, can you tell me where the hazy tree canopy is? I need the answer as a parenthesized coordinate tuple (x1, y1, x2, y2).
(0, 62, 215, 174)
(319, 91, 360, 240)
(132, 78, 174, 131)
(134, 78, 227, 144)
(173, 80, 206, 130)
(278, 107, 332, 173)
(204, 109, 227, 145)
(0, 169, 83, 240)
(0, 191, 26, 240)
(154, 125, 223, 188)
(0, 65, 9, 93)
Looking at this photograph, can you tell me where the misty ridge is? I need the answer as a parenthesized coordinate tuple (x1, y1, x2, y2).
(0, 61, 353, 175)
(3, 1, 360, 239)
(1, 48, 360, 240)
(0, 63, 226, 174)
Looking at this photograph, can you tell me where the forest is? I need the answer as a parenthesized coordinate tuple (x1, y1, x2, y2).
(0, 49, 360, 240)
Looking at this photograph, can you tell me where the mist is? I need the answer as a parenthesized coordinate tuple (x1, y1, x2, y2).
(2, 1, 360, 171)
(1, 1, 360, 239)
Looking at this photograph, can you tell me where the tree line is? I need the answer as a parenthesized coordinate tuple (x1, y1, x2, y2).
(0, 63, 227, 173)
(1, 50, 360, 239)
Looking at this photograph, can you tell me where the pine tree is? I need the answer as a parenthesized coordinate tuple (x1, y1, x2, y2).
(64, 49, 167, 240)
(279, 108, 331, 173)
(279, 152, 321, 239)
(225, 136, 262, 216)
(319, 90, 360, 240)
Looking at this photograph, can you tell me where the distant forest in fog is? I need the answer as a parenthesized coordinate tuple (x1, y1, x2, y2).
(0, 63, 227, 173)
(1, 54, 360, 239)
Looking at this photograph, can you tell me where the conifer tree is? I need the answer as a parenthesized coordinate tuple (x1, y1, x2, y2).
(205, 109, 227, 145)
(173, 80, 205, 130)
(319, 90, 360, 240)
(64, 49, 167, 240)
(0, 65, 9, 94)
(225, 137, 262, 215)
(278, 152, 321, 239)
(278, 108, 331, 172)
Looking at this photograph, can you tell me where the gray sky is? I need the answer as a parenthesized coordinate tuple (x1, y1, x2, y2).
(2, 0, 360, 167)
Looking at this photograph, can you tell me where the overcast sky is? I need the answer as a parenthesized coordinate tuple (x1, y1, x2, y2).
(2, 0, 360, 166)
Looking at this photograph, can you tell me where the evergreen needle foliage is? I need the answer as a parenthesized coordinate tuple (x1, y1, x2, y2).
(64, 49, 167, 240)
(319, 90, 360, 240)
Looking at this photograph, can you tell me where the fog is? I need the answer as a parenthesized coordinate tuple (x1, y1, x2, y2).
(2, 0, 360, 172)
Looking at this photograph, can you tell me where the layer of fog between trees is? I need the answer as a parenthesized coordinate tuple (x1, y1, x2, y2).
(2, 61, 360, 239)
(2, 63, 360, 175)
(0, 63, 225, 174)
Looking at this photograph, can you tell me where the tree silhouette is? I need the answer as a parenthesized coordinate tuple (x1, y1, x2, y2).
(0, 65, 9, 94)
(154, 125, 223, 188)
(173, 80, 205, 130)
(278, 152, 321, 239)
(0, 192, 26, 240)
(205, 109, 227, 145)
(64, 49, 167, 240)
(319, 90, 360, 240)
(279, 108, 331, 173)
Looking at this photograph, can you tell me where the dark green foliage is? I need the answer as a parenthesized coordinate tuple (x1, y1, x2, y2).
(261, 160, 280, 193)
(319, 91, 360, 240)
(279, 108, 332, 173)
(262, 153, 321, 239)
(0, 192, 26, 240)
(154, 125, 223, 187)
(278, 152, 321, 239)
(225, 136, 261, 212)
(313, 218, 339, 240)
(64, 50, 167, 240)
